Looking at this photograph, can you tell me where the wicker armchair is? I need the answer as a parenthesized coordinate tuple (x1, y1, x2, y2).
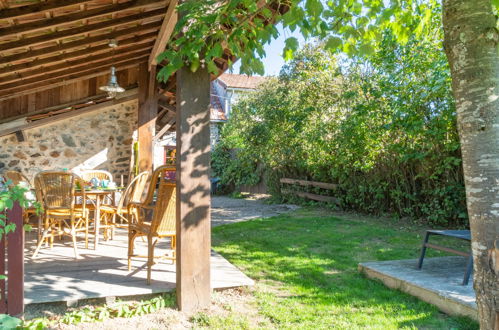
(127, 165, 176, 284)
(79, 170, 114, 203)
(100, 171, 150, 236)
(80, 170, 113, 183)
(3, 170, 39, 228)
(32, 171, 89, 259)
(4, 170, 31, 186)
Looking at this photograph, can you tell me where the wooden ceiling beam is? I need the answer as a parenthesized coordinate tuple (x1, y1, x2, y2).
(148, 0, 177, 69)
(154, 117, 175, 140)
(0, 0, 167, 39)
(0, 57, 147, 100)
(0, 21, 161, 66)
(0, 31, 157, 76)
(0, 0, 95, 20)
(0, 44, 154, 84)
(0, 50, 151, 89)
(0, 7, 165, 53)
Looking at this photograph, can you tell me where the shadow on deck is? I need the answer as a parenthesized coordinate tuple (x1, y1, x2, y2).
(24, 228, 253, 306)
(359, 256, 477, 321)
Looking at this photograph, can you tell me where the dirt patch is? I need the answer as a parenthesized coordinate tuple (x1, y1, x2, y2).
(49, 288, 270, 330)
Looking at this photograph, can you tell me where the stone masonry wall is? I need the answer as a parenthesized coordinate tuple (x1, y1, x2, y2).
(0, 99, 138, 182)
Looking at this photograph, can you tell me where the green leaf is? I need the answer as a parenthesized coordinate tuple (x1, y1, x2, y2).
(285, 37, 299, 52)
(305, 0, 324, 18)
(325, 36, 342, 50)
(0, 314, 22, 329)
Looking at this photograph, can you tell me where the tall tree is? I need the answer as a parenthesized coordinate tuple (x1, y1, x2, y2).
(442, 0, 499, 328)
(158, 0, 499, 327)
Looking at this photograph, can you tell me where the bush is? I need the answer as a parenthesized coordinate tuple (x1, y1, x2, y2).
(214, 29, 467, 227)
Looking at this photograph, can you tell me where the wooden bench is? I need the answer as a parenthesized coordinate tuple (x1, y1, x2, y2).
(417, 230, 472, 285)
(280, 178, 338, 204)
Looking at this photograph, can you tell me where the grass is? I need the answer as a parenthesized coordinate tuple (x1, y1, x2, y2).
(209, 207, 478, 329)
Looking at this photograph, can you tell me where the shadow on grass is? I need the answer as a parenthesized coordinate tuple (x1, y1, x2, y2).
(212, 212, 478, 329)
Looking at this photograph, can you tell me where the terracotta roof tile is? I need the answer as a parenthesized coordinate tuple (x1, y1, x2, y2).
(218, 73, 267, 90)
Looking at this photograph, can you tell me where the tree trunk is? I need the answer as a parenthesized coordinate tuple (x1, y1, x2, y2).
(442, 0, 499, 328)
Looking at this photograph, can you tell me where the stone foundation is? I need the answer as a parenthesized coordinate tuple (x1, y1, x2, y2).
(0, 99, 138, 182)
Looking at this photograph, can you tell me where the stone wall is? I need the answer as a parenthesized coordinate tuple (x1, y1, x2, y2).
(0, 99, 138, 182)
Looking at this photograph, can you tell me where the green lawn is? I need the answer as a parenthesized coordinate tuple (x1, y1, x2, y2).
(209, 208, 478, 329)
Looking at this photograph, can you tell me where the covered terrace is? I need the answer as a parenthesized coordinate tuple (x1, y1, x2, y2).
(0, 0, 285, 314)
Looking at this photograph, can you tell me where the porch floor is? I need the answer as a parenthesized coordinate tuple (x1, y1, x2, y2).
(24, 228, 254, 306)
(358, 256, 477, 320)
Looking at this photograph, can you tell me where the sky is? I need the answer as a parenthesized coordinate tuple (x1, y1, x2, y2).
(230, 24, 306, 77)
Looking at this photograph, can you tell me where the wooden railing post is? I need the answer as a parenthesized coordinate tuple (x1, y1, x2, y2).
(6, 202, 24, 316)
(0, 224, 6, 314)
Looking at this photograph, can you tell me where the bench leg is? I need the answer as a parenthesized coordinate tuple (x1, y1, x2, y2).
(462, 255, 473, 285)
(417, 232, 431, 269)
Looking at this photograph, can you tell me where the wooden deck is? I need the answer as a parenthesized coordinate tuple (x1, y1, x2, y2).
(24, 228, 253, 305)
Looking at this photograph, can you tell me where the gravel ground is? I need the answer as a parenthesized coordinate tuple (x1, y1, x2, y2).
(211, 194, 299, 227)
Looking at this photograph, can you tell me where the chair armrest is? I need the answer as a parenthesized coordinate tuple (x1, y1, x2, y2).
(128, 201, 154, 210)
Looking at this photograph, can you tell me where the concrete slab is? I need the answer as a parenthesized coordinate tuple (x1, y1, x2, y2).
(24, 228, 254, 306)
(359, 256, 477, 320)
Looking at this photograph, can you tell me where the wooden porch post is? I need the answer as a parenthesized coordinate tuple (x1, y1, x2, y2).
(6, 202, 24, 316)
(175, 66, 212, 312)
(138, 62, 157, 172)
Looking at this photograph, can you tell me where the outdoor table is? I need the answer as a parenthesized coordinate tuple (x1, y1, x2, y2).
(75, 188, 121, 250)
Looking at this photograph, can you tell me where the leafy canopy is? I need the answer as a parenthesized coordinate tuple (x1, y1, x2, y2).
(213, 22, 467, 226)
(157, 0, 438, 80)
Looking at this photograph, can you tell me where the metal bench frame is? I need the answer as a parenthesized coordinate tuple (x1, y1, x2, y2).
(417, 230, 473, 285)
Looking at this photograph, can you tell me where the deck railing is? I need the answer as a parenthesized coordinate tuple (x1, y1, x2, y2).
(0, 202, 24, 316)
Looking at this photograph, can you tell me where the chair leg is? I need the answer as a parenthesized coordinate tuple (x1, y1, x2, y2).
(417, 231, 431, 269)
(128, 231, 138, 271)
(170, 236, 176, 264)
(110, 213, 116, 240)
(463, 255, 473, 285)
(37, 215, 43, 244)
(71, 229, 79, 259)
(32, 227, 52, 258)
(146, 236, 155, 285)
(83, 217, 88, 249)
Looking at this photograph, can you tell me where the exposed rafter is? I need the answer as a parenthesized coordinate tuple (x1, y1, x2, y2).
(0, 57, 147, 101)
(0, 21, 161, 66)
(0, 32, 157, 76)
(148, 0, 177, 69)
(154, 117, 175, 140)
(0, 45, 153, 84)
(0, 0, 167, 39)
(0, 0, 95, 20)
(0, 7, 165, 53)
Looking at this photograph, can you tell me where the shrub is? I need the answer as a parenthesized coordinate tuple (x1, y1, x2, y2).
(214, 30, 467, 227)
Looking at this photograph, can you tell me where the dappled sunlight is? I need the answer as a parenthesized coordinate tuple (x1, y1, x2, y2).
(71, 148, 109, 173)
(212, 211, 478, 329)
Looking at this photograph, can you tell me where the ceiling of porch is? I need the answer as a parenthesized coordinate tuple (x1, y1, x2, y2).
(0, 0, 283, 136)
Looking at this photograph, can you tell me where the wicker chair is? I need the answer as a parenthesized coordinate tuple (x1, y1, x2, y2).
(100, 171, 150, 237)
(127, 165, 176, 284)
(80, 170, 113, 183)
(32, 171, 89, 259)
(3, 170, 39, 229)
(79, 170, 113, 209)
(4, 170, 31, 186)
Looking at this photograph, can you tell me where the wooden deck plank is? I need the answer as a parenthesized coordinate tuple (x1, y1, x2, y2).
(24, 228, 253, 305)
